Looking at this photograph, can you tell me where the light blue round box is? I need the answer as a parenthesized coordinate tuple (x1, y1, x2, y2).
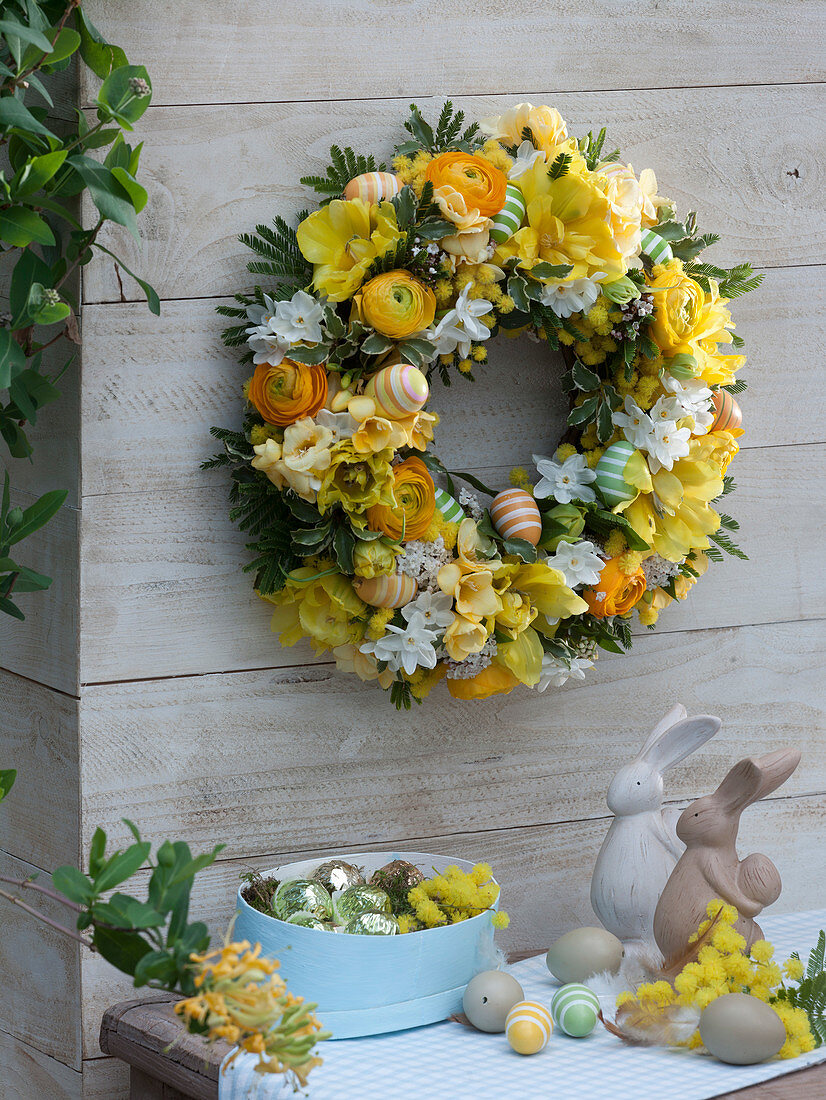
(233, 850, 500, 1039)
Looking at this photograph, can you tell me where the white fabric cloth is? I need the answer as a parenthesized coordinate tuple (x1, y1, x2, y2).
(219, 907, 826, 1100)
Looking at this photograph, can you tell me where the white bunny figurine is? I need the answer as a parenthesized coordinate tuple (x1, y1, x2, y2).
(590, 703, 721, 962)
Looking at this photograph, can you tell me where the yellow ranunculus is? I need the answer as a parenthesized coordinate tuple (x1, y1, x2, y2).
(442, 612, 489, 661)
(317, 441, 396, 523)
(583, 557, 646, 618)
(496, 626, 544, 686)
(296, 199, 403, 302)
(354, 270, 436, 339)
(438, 563, 502, 619)
(352, 538, 398, 579)
(263, 566, 367, 653)
(480, 103, 568, 158)
(594, 161, 645, 260)
(494, 159, 625, 281)
(506, 559, 588, 620)
(249, 359, 327, 426)
(446, 661, 520, 700)
(424, 152, 507, 218)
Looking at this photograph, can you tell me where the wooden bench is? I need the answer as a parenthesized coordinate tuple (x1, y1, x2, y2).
(100, 994, 826, 1100)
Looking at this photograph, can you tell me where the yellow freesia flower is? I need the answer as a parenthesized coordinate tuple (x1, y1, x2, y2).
(438, 563, 502, 619)
(447, 661, 520, 700)
(505, 559, 589, 621)
(479, 102, 568, 158)
(442, 611, 489, 661)
(494, 159, 625, 280)
(296, 199, 403, 302)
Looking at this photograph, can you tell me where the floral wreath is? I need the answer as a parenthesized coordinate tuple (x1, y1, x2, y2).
(208, 101, 757, 708)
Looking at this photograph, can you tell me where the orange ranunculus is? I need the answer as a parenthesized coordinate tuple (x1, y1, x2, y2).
(424, 152, 507, 218)
(446, 660, 520, 700)
(366, 456, 435, 541)
(249, 359, 327, 427)
(355, 270, 436, 339)
(583, 557, 647, 619)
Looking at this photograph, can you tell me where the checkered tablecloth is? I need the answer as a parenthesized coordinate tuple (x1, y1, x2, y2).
(219, 908, 826, 1100)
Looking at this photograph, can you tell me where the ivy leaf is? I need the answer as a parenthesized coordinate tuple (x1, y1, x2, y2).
(286, 343, 329, 365)
(501, 537, 537, 563)
(567, 396, 599, 428)
(361, 333, 395, 356)
(507, 276, 530, 313)
(415, 217, 454, 241)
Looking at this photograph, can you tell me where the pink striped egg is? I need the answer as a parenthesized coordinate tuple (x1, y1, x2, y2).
(353, 573, 416, 609)
(365, 364, 429, 420)
(343, 172, 401, 203)
(710, 389, 742, 432)
(490, 489, 542, 546)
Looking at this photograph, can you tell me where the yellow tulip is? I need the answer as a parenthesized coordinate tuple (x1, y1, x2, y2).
(447, 661, 521, 700)
(506, 560, 588, 620)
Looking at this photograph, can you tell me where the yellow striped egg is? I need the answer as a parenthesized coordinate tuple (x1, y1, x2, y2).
(710, 389, 742, 432)
(365, 364, 429, 420)
(343, 172, 401, 204)
(506, 1000, 553, 1055)
(353, 573, 416, 609)
(489, 489, 542, 546)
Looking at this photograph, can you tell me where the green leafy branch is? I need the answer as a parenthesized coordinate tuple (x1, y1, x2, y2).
(396, 100, 480, 155)
(300, 144, 384, 202)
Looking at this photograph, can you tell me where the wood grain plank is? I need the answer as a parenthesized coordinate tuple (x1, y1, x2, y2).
(79, 618, 826, 861)
(79, 1, 826, 107)
(0, 1030, 81, 1100)
(81, 85, 826, 305)
(0, 851, 81, 1070)
(1, 490, 79, 695)
(77, 443, 825, 683)
(82, 1056, 129, 1100)
(79, 792, 826, 1060)
(0, 669, 79, 869)
(77, 265, 826, 503)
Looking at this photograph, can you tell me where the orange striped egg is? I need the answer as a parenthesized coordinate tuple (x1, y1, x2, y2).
(506, 1000, 553, 1055)
(490, 489, 542, 546)
(353, 573, 416, 609)
(710, 389, 742, 432)
(343, 172, 401, 203)
(365, 364, 429, 420)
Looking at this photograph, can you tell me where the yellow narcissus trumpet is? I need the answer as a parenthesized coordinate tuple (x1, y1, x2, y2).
(296, 198, 403, 302)
(354, 269, 436, 339)
(494, 159, 625, 281)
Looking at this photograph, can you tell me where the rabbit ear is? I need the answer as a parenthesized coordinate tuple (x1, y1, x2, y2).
(753, 748, 801, 801)
(641, 714, 721, 772)
(639, 703, 689, 756)
(711, 757, 765, 812)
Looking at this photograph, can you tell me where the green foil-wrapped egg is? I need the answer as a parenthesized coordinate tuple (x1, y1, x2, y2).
(311, 859, 366, 894)
(272, 879, 332, 922)
(345, 911, 400, 935)
(332, 884, 391, 925)
(285, 909, 328, 930)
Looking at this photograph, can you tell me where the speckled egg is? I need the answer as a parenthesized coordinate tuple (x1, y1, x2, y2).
(463, 970, 525, 1033)
(353, 573, 417, 609)
(343, 171, 400, 203)
(710, 388, 742, 432)
(506, 1000, 553, 1055)
(551, 983, 600, 1037)
(699, 993, 785, 1065)
(545, 927, 624, 984)
(594, 440, 639, 507)
(490, 489, 542, 545)
(365, 364, 429, 419)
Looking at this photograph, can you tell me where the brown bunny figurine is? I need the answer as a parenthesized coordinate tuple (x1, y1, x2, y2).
(653, 748, 801, 959)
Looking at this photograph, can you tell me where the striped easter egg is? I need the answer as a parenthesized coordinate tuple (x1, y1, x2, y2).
(550, 983, 600, 1037)
(490, 489, 542, 546)
(710, 388, 742, 432)
(490, 182, 527, 244)
(594, 441, 639, 507)
(639, 227, 673, 263)
(506, 1000, 553, 1055)
(434, 487, 464, 523)
(353, 573, 416, 609)
(343, 172, 400, 204)
(365, 364, 429, 420)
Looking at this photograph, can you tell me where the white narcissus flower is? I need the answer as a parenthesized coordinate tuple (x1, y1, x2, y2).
(245, 293, 291, 365)
(645, 420, 692, 472)
(613, 396, 654, 450)
(544, 540, 605, 588)
(540, 274, 605, 318)
(535, 653, 594, 692)
(402, 589, 454, 631)
(661, 375, 715, 435)
(427, 284, 493, 359)
(508, 140, 545, 180)
(270, 289, 324, 344)
(533, 452, 597, 504)
(360, 613, 439, 676)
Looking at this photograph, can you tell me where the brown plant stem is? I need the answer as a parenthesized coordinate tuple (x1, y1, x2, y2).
(0, 872, 84, 911)
(0, 888, 94, 949)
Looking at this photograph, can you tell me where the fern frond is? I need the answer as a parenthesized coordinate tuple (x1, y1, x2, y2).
(300, 145, 382, 199)
(708, 529, 748, 560)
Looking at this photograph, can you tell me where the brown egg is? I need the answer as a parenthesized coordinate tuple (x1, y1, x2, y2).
(699, 992, 786, 1065)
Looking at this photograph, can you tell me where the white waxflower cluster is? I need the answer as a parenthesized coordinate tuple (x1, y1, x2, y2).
(446, 637, 499, 680)
(641, 553, 681, 590)
(458, 488, 484, 520)
(396, 536, 452, 591)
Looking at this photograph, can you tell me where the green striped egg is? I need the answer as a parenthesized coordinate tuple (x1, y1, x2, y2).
(551, 983, 600, 1037)
(594, 441, 639, 507)
(434, 487, 464, 523)
(639, 227, 673, 263)
(490, 182, 526, 244)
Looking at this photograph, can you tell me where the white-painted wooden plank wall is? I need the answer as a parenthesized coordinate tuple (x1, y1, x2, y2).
(1, 3, 824, 1096)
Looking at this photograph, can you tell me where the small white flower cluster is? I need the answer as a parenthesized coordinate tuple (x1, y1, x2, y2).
(446, 636, 499, 680)
(533, 452, 597, 504)
(396, 536, 452, 591)
(359, 592, 453, 676)
(458, 488, 484, 521)
(641, 553, 681, 590)
(244, 289, 325, 366)
(535, 651, 595, 692)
